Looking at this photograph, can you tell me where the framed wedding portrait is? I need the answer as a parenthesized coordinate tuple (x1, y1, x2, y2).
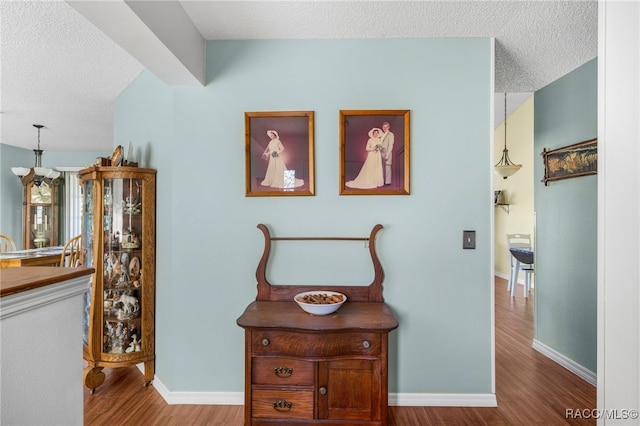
(245, 111, 315, 197)
(340, 109, 410, 195)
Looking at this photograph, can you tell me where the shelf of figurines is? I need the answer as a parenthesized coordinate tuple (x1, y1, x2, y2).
(104, 225, 142, 250)
(102, 316, 143, 355)
(104, 249, 142, 286)
(103, 287, 141, 320)
(102, 286, 143, 354)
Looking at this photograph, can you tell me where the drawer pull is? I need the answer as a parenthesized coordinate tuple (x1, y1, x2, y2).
(273, 400, 292, 412)
(261, 338, 270, 346)
(362, 340, 371, 349)
(319, 386, 327, 395)
(274, 366, 293, 378)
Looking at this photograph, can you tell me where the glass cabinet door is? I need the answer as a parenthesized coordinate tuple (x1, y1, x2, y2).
(82, 179, 95, 345)
(23, 179, 60, 249)
(101, 178, 144, 355)
(30, 204, 53, 248)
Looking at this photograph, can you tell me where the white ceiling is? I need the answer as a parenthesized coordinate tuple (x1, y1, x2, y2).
(0, 0, 597, 153)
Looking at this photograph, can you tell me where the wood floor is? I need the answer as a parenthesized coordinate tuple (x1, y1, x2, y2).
(84, 277, 596, 425)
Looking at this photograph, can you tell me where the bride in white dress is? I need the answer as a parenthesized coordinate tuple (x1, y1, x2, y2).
(260, 130, 304, 189)
(345, 128, 384, 189)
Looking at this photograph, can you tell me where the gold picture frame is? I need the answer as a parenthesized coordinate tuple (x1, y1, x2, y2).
(245, 111, 315, 197)
(340, 110, 410, 195)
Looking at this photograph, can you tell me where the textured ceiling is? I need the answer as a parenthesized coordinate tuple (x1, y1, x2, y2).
(182, 1, 597, 93)
(1, 0, 144, 152)
(1, 0, 597, 153)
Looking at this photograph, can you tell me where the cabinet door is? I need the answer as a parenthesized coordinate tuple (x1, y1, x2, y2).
(318, 359, 381, 422)
(101, 177, 144, 355)
(82, 179, 95, 346)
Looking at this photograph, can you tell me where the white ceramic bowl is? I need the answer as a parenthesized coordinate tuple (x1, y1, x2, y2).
(294, 291, 347, 315)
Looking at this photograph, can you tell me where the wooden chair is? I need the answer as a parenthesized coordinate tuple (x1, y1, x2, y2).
(60, 234, 83, 267)
(0, 234, 16, 252)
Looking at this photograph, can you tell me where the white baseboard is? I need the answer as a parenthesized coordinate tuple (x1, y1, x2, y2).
(148, 374, 497, 407)
(390, 393, 497, 407)
(135, 365, 243, 405)
(532, 339, 596, 386)
(495, 271, 533, 287)
(140, 363, 497, 407)
(495, 271, 510, 281)
(155, 378, 244, 405)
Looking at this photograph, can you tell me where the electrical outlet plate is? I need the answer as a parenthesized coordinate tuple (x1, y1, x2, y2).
(463, 230, 476, 249)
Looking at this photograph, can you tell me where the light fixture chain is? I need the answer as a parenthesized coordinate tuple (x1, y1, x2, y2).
(504, 92, 508, 150)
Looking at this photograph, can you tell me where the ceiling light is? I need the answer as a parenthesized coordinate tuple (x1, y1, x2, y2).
(11, 124, 61, 184)
(495, 93, 522, 179)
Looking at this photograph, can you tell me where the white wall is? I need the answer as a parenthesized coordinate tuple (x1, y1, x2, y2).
(0, 274, 89, 425)
(598, 0, 640, 422)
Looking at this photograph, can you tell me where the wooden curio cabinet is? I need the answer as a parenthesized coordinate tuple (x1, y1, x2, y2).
(19, 170, 62, 249)
(79, 165, 156, 392)
(237, 224, 398, 425)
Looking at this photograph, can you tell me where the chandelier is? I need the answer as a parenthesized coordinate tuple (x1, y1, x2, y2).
(494, 93, 522, 179)
(11, 124, 61, 185)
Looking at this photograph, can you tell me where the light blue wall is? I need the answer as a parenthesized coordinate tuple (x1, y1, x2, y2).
(114, 38, 494, 394)
(1, 144, 32, 244)
(534, 59, 597, 372)
(0, 144, 108, 248)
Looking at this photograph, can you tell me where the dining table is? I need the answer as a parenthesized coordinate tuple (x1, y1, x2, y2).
(509, 247, 534, 297)
(0, 246, 67, 268)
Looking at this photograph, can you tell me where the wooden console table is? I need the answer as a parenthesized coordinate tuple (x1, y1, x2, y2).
(237, 224, 398, 425)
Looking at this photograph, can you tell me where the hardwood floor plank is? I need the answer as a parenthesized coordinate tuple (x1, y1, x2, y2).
(84, 277, 595, 425)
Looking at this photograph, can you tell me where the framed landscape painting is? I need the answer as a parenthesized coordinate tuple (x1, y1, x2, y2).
(339, 110, 410, 195)
(541, 138, 597, 186)
(245, 111, 315, 197)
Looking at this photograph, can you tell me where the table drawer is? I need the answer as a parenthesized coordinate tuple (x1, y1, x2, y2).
(252, 331, 380, 357)
(253, 357, 314, 385)
(252, 389, 313, 419)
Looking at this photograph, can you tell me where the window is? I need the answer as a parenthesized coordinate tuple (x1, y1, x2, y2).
(60, 168, 83, 241)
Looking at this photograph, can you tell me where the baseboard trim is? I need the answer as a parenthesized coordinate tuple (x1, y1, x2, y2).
(495, 271, 510, 281)
(141, 365, 497, 407)
(151, 373, 244, 405)
(151, 384, 496, 407)
(532, 339, 596, 386)
(495, 271, 532, 287)
(390, 393, 497, 407)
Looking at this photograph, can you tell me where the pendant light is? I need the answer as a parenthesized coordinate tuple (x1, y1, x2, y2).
(11, 124, 61, 185)
(494, 93, 522, 179)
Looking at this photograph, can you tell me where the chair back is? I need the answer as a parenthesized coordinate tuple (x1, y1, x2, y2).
(60, 235, 83, 267)
(507, 233, 531, 250)
(0, 234, 16, 252)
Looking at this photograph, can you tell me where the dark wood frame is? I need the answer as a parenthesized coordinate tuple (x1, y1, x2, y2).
(245, 111, 315, 197)
(254, 223, 386, 302)
(340, 109, 410, 195)
(541, 138, 597, 186)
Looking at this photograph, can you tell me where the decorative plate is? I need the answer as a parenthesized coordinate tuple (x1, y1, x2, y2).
(129, 256, 141, 279)
(110, 145, 124, 166)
